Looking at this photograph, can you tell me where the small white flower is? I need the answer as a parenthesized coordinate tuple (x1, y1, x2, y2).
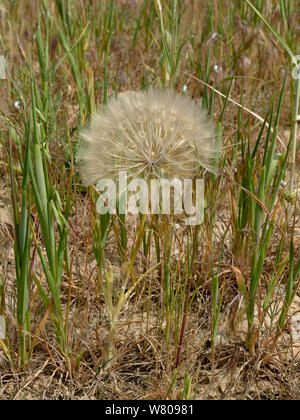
(213, 65, 219, 74)
(14, 101, 21, 110)
(182, 85, 188, 93)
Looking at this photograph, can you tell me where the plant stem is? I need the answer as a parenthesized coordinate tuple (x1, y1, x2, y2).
(290, 77, 300, 190)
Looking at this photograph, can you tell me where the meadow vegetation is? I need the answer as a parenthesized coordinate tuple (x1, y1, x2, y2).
(0, 0, 299, 399)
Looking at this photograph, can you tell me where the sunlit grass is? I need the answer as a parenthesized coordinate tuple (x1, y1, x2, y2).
(0, 0, 299, 400)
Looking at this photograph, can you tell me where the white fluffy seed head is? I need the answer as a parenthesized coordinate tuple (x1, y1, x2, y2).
(77, 89, 221, 186)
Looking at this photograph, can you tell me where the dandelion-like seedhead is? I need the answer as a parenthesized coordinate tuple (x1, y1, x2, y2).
(77, 89, 220, 186)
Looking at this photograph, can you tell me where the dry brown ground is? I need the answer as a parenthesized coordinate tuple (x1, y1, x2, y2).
(0, 0, 300, 400)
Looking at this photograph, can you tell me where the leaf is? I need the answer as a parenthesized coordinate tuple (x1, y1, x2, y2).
(245, 0, 295, 61)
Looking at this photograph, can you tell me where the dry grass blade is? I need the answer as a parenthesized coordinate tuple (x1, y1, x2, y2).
(183, 71, 287, 150)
